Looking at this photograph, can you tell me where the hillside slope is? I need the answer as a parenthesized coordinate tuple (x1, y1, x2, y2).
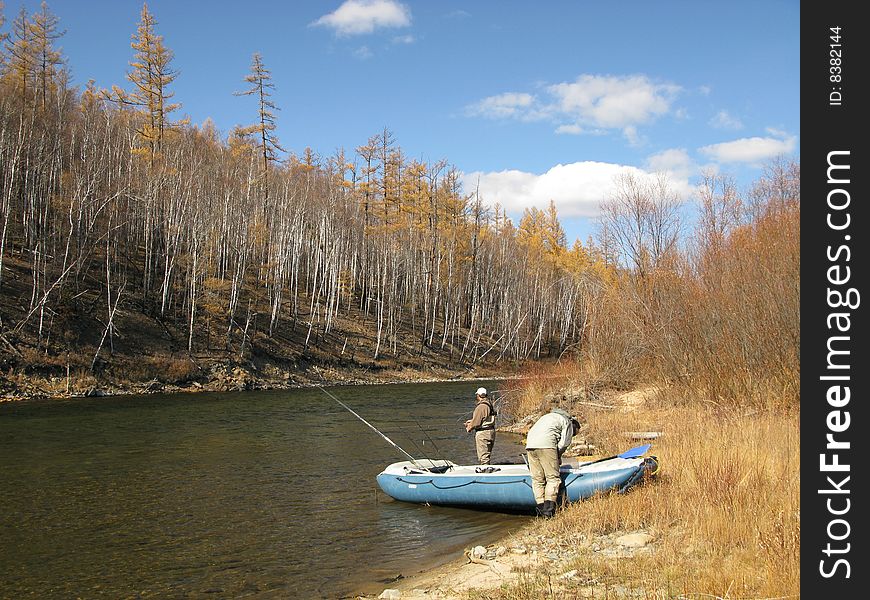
(0, 254, 523, 400)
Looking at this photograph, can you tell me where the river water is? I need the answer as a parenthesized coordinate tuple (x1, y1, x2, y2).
(0, 380, 528, 598)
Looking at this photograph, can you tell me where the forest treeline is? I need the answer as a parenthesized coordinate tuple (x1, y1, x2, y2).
(1, 3, 799, 406)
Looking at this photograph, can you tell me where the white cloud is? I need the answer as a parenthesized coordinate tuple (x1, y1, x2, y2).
(462, 161, 691, 219)
(311, 0, 411, 36)
(465, 74, 681, 140)
(555, 124, 584, 135)
(548, 75, 679, 130)
(765, 126, 791, 139)
(646, 148, 692, 174)
(466, 92, 537, 120)
(353, 45, 373, 60)
(623, 125, 643, 147)
(699, 133, 797, 164)
(709, 110, 744, 130)
(645, 149, 696, 197)
(392, 34, 415, 44)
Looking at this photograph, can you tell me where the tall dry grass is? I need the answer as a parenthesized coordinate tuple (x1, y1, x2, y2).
(481, 405, 799, 599)
(499, 361, 582, 423)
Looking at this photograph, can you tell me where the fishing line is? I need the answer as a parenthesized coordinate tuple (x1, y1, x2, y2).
(409, 415, 454, 470)
(410, 414, 442, 455)
(390, 425, 435, 465)
(316, 385, 424, 469)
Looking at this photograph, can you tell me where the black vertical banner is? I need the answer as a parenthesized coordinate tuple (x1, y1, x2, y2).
(802, 2, 867, 596)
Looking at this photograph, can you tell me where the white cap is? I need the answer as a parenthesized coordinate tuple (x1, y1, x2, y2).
(476, 387, 487, 396)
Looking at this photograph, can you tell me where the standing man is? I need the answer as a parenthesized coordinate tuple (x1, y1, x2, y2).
(464, 387, 496, 465)
(525, 405, 580, 518)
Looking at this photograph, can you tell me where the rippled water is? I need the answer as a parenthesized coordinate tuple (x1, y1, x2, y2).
(0, 380, 527, 598)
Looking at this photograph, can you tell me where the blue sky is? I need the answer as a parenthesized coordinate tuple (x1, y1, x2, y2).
(6, 0, 800, 243)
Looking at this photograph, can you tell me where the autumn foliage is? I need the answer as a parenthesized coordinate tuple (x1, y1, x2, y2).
(1, 3, 799, 415)
(0, 2, 613, 383)
(582, 162, 800, 409)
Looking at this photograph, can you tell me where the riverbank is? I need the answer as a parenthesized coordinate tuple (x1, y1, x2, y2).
(1, 276, 534, 403)
(358, 524, 660, 600)
(0, 357, 521, 402)
(355, 387, 650, 600)
(355, 386, 800, 599)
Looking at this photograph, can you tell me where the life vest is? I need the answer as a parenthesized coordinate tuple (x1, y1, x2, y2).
(478, 399, 497, 430)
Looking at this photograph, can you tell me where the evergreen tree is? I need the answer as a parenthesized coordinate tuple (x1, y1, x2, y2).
(234, 52, 284, 200)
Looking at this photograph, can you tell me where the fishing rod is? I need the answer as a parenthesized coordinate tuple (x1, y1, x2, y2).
(317, 386, 424, 469)
(409, 415, 454, 469)
(383, 416, 456, 468)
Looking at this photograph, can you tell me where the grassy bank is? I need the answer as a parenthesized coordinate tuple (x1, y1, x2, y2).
(385, 382, 799, 600)
(499, 400, 798, 598)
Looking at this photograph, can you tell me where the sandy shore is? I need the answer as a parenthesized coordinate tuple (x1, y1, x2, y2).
(354, 532, 537, 600)
(354, 519, 659, 600)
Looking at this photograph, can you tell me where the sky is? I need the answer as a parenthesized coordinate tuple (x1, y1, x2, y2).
(5, 0, 800, 243)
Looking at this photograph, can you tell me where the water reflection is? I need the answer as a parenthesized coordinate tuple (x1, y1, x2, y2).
(0, 380, 526, 598)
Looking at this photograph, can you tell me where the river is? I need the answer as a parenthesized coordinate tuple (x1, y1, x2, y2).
(0, 380, 528, 598)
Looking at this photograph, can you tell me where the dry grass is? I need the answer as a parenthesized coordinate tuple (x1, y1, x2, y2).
(499, 362, 581, 423)
(475, 401, 799, 599)
(16, 346, 90, 372)
(116, 355, 201, 384)
(476, 185, 800, 598)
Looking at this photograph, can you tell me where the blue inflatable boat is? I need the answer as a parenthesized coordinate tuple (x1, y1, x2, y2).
(376, 445, 658, 512)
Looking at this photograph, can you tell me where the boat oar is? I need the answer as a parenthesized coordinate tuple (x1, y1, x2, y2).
(576, 444, 652, 468)
(317, 386, 425, 469)
(618, 444, 651, 458)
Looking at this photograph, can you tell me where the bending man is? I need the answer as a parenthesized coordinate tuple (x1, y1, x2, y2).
(525, 405, 580, 518)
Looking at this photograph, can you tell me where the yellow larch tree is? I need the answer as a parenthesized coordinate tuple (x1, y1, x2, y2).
(30, 1, 65, 112)
(106, 2, 180, 164)
(3, 7, 35, 106)
(0, 2, 8, 70)
(354, 135, 379, 233)
(518, 206, 544, 254)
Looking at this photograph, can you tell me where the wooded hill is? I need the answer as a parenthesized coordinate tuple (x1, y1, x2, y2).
(0, 3, 612, 396)
(0, 3, 799, 408)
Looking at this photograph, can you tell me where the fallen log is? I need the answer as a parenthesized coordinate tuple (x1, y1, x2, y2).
(623, 431, 663, 440)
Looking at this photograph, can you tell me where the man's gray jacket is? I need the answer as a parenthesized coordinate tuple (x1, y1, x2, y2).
(525, 408, 573, 454)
